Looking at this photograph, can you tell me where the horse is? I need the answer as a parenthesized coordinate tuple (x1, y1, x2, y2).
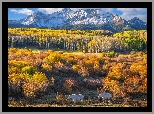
(98, 92, 112, 104)
(67, 94, 84, 103)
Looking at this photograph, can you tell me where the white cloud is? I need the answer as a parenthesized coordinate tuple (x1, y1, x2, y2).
(70, 8, 114, 12)
(38, 8, 100, 13)
(36, 8, 147, 22)
(38, 8, 112, 14)
(70, 8, 80, 11)
(116, 8, 147, 22)
(102, 8, 114, 12)
(70, 8, 96, 12)
(37, 8, 63, 14)
(10, 8, 34, 15)
(37, 8, 114, 14)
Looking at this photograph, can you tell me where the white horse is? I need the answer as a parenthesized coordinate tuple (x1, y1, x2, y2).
(98, 92, 112, 103)
(67, 94, 84, 103)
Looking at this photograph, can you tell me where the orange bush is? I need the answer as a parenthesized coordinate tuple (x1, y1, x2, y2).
(124, 76, 141, 93)
(102, 77, 121, 97)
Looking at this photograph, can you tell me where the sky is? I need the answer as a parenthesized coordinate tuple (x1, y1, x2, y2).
(8, 8, 147, 22)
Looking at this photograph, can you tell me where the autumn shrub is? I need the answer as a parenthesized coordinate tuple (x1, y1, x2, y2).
(84, 59, 94, 72)
(78, 67, 89, 77)
(8, 73, 23, 96)
(107, 66, 124, 80)
(102, 77, 121, 97)
(104, 57, 110, 64)
(8, 60, 28, 69)
(124, 76, 141, 93)
(138, 78, 147, 93)
(41, 63, 52, 71)
(72, 64, 81, 71)
(22, 72, 49, 98)
(77, 55, 85, 60)
(54, 62, 65, 69)
(30, 72, 49, 85)
(8, 60, 31, 78)
(22, 82, 38, 98)
(142, 55, 147, 63)
(135, 51, 143, 57)
(8, 70, 49, 98)
(43, 53, 61, 64)
(8, 72, 33, 98)
(102, 64, 110, 73)
(21, 56, 35, 66)
(55, 92, 67, 105)
(34, 59, 43, 70)
(63, 79, 74, 93)
(130, 63, 147, 77)
(21, 66, 38, 75)
(15, 49, 33, 57)
(8, 41, 147, 102)
(66, 58, 75, 65)
(93, 61, 100, 72)
(8, 48, 18, 55)
(8, 66, 21, 75)
(15, 49, 23, 56)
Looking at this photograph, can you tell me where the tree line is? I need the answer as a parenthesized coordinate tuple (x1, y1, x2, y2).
(8, 28, 147, 53)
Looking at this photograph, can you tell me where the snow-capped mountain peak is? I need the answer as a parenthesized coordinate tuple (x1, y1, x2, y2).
(8, 8, 147, 32)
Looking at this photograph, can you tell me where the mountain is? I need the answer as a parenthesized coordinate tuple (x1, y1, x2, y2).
(126, 17, 147, 30)
(8, 8, 147, 32)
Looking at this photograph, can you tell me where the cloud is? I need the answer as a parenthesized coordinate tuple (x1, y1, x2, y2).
(10, 8, 34, 15)
(102, 8, 114, 12)
(38, 8, 113, 14)
(70, 8, 98, 12)
(116, 8, 147, 22)
(37, 8, 114, 14)
(38, 8, 102, 13)
(37, 8, 63, 14)
(36, 8, 147, 22)
(70, 8, 114, 12)
(70, 8, 80, 11)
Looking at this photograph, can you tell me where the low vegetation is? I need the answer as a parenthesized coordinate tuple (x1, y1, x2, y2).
(8, 28, 147, 107)
(8, 48, 147, 107)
